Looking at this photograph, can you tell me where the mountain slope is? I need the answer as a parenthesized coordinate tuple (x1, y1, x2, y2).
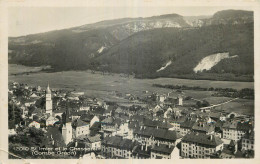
(8, 10, 254, 81)
(200, 10, 253, 26)
(95, 22, 253, 80)
(9, 13, 190, 70)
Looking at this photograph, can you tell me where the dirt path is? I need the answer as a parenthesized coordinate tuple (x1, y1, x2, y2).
(199, 98, 239, 110)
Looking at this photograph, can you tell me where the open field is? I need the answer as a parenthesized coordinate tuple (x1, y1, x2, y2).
(204, 97, 234, 105)
(8, 64, 51, 75)
(214, 99, 254, 116)
(9, 64, 254, 115)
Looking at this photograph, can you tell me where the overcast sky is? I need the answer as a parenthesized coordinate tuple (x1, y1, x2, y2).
(8, 6, 253, 37)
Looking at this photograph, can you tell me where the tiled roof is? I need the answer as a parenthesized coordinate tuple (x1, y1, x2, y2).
(221, 146, 235, 157)
(115, 107, 123, 113)
(46, 116, 59, 121)
(130, 115, 145, 122)
(102, 136, 139, 150)
(209, 112, 221, 119)
(73, 119, 89, 127)
(143, 119, 173, 129)
(133, 127, 181, 141)
(53, 109, 66, 113)
(80, 114, 94, 122)
(44, 127, 66, 147)
(113, 118, 122, 125)
(132, 145, 152, 157)
(192, 122, 215, 133)
(223, 121, 253, 131)
(87, 134, 101, 143)
(90, 121, 101, 130)
(151, 143, 174, 154)
(182, 132, 223, 147)
(92, 108, 105, 115)
(169, 116, 186, 123)
(128, 121, 140, 130)
(237, 122, 253, 131)
(102, 117, 114, 124)
(32, 108, 43, 114)
(222, 121, 237, 129)
(180, 120, 196, 128)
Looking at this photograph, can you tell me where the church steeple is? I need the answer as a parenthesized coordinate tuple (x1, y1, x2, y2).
(62, 108, 73, 145)
(45, 83, 52, 114)
(46, 82, 51, 94)
(65, 108, 72, 123)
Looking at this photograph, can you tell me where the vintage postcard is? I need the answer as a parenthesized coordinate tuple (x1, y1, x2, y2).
(0, 0, 259, 164)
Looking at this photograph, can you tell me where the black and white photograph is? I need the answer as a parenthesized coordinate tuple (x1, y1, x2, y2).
(1, 1, 258, 162)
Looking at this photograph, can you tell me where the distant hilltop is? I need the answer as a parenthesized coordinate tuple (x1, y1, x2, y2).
(8, 9, 254, 82)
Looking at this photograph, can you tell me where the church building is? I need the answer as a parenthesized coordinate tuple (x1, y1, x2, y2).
(46, 83, 53, 114)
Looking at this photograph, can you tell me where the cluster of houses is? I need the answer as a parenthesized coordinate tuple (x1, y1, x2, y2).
(8, 82, 254, 159)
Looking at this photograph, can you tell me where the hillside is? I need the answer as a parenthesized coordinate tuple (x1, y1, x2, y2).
(8, 10, 254, 81)
(9, 13, 190, 70)
(95, 22, 253, 81)
(200, 10, 253, 26)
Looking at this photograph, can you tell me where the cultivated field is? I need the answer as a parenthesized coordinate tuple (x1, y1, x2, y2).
(8, 64, 51, 75)
(9, 64, 254, 115)
(214, 99, 254, 116)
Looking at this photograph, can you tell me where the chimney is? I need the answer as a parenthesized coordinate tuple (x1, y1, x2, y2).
(157, 142, 160, 146)
(141, 145, 144, 151)
(168, 144, 171, 148)
(210, 135, 213, 140)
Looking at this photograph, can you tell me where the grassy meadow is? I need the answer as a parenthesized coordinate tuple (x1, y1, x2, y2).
(9, 64, 254, 115)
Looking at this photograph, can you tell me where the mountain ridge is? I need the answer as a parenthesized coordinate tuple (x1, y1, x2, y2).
(8, 9, 254, 81)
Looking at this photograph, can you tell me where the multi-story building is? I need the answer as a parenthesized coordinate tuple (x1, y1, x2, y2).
(191, 122, 215, 135)
(132, 144, 152, 159)
(181, 132, 223, 158)
(169, 117, 186, 132)
(150, 143, 176, 159)
(242, 131, 254, 151)
(180, 120, 196, 136)
(72, 119, 91, 138)
(101, 136, 140, 159)
(133, 126, 181, 146)
(222, 121, 252, 141)
(76, 134, 101, 151)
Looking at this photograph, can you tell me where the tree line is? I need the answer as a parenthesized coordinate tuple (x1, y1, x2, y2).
(153, 84, 254, 99)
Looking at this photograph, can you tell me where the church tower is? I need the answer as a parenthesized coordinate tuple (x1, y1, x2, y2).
(62, 109, 73, 145)
(177, 96, 183, 106)
(45, 83, 53, 114)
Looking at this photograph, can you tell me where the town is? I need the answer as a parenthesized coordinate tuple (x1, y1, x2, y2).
(8, 82, 254, 159)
